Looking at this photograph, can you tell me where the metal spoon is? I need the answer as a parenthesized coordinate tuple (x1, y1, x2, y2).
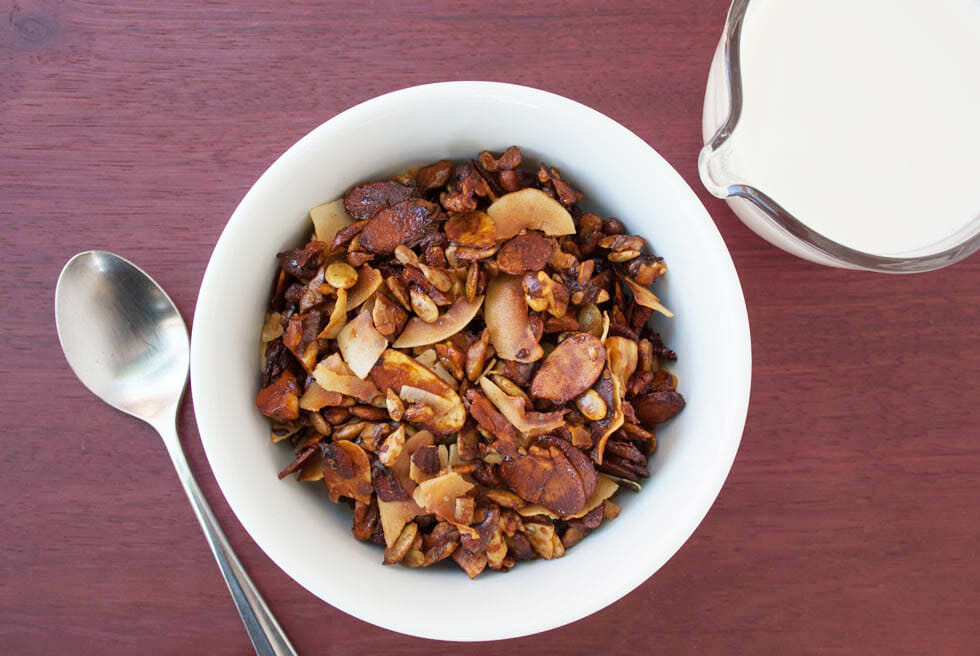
(55, 251, 297, 656)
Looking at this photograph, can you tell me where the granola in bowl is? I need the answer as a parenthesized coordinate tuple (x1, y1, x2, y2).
(255, 146, 685, 578)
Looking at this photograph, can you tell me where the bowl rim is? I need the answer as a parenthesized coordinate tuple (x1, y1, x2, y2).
(190, 80, 752, 641)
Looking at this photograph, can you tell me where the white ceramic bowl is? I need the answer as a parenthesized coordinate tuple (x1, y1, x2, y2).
(191, 81, 751, 642)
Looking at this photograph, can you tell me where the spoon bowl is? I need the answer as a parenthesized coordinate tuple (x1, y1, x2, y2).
(55, 251, 188, 425)
(55, 250, 296, 656)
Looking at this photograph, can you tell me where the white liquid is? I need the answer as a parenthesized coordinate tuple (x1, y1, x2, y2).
(727, 0, 980, 256)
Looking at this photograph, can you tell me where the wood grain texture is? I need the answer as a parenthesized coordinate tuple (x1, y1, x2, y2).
(3, 0, 979, 654)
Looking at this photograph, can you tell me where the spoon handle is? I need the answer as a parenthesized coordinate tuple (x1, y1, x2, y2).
(157, 415, 298, 656)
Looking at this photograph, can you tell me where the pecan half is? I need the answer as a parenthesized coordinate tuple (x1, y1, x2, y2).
(478, 146, 522, 172)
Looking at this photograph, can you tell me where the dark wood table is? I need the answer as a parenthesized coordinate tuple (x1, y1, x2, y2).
(5, 1, 979, 653)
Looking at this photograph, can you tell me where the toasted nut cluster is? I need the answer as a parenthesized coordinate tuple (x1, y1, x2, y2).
(257, 147, 685, 577)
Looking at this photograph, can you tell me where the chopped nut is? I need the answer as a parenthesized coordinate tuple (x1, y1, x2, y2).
(372, 293, 409, 339)
(377, 425, 407, 467)
(522, 271, 569, 317)
(604, 500, 621, 520)
(551, 532, 565, 559)
(550, 242, 579, 271)
(454, 496, 475, 525)
(404, 403, 435, 425)
(322, 407, 351, 425)
(384, 522, 419, 564)
(523, 523, 556, 559)
(485, 489, 526, 509)
(575, 389, 608, 421)
(402, 549, 426, 567)
(608, 250, 641, 262)
(385, 389, 405, 421)
(602, 217, 625, 235)
(485, 528, 508, 569)
(385, 277, 413, 312)
(352, 499, 379, 541)
(576, 303, 603, 337)
(442, 162, 491, 214)
(308, 411, 332, 436)
(372, 459, 409, 501)
(277, 445, 317, 480)
(598, 234, 646, 252)
(454, 244, 500, 261)
(394, 244, 420, 267)
(478, 146, 522, 172)
(465, 262, 484, 302)
(497, 168, 524, 192)
(256, 371, 301, 421)
(452, 547, 487, 578)
(562, 524, 588, 549)
(409, 287, 439, 323)
(465, 328, 491, 382)
(333, 421, 367, 441)
(506, 533, 536, 561)
(627, 255, 667, 286)
(325, 261, 358, 289)
(498, 510, 524, 539)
